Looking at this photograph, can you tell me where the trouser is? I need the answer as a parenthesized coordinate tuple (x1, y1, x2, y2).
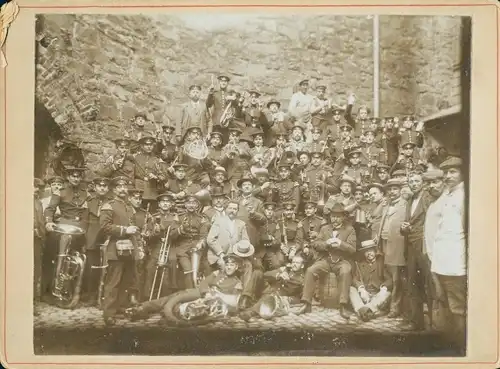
(407, 239, 432, 328)
(349, 286, 391, 313)
(436, 274, 467, 349)
(82, 248, 101, 302)
(131, 256, 148, 302)
(385, 265, 404, 314)
(301, 259, 352, 305)
(34, 237, 44, 301)
(102, 259, 135, 318)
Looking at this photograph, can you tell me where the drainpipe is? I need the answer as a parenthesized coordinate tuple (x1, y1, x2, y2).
(373, 15, 380, 117)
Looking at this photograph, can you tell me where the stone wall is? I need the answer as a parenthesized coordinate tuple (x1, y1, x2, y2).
(35, 14, 462, 177)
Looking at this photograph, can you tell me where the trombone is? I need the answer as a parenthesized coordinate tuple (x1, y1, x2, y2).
(149, 226, 172, 301)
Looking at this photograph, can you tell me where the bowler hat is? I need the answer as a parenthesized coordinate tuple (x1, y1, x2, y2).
(339, 175, 356, 186)
(237, 175, 255, 188)
(367, 182, 385, 192)
(329, 203, 346, 215)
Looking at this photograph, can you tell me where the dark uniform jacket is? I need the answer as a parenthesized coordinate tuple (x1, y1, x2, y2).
(134, 152, 162, 201)
(169, 212, 210, 255)
(97, 154, 136, 182)
(34, 197, 46, 243)
(297, 215, 325, 245)
(263, 268, 305, 297)
(273, 179, 301, 213)
(86, 195, 111, 249)
(206, 89, 230, 126)
(145, 210, 178, 258)
(279, 218, 304, 251)
(99, 197, 138, 261)
(198, 270, 243, 295)
(44, 185, 90, 230)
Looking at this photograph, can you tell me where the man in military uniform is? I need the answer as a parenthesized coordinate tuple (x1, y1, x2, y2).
(125, 254, 244, 322)
(127, 113, 158, 155)
(45, 166, 90, 301)
(98, 138, 135, 182)
(99, 176, 140, 325)
(169, 195, 211, 289)
(239, 254, 307, 321)
(274, 163, 301, 214)
(297, 200, 326, 265)
(375, 163, 391, 184)
(310, 85, 332, 129)
(324, 175, 357, 219)
(300, 149, 337, 205)
(206, 74, 232, 130)
(134, 135, 163, 211)
(297, 203, 356, 319)
(34, 178, 46, 314)
(343, 146, 370, 186)
(158, 122, 178, 165)
(82, 177, 111, 305)
(332, 123, 356, 166)
(391, 130, 423, 176)
(243, 90, 268, 130)
(279, 201, 304, 262)
(128, 187, 148, 303)
(207, 130, 225, 167)
(164, 163, 201, 213)
(143, 192, 178, 299)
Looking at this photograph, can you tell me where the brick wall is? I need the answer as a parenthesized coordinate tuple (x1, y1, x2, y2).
(35, 14, 462, 177)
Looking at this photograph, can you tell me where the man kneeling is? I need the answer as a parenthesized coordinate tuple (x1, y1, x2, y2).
(126, 255, 243, 321)
(350, 240, 392, 322)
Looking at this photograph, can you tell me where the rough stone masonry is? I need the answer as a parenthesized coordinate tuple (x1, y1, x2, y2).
(34, 14, 461, 178)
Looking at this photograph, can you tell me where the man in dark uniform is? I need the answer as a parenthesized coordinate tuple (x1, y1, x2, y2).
(239, 254, 307, 321)
(158, 122, 178, 165)
(34, 178, 46, 314)
(128, 187, 148, 303)
(125, 254, 244, 321)
(243, 90, 269, 131)
(297, 200, 326, 265)
(99, 176, 140, 325)
(45, 166, 90, 302)
(206, 74, 232, 130)
(134, 135, 163, 211)
(164, 163, 201, 214)
(297, 203, 356, 320)
(169, 195, 211, 289)
(143, 192, 178, 299)
(279, 201, 304, 262)
(274, 163, 301, 214)
(98, 138, 136, 182)
(82, 177, 111, 305)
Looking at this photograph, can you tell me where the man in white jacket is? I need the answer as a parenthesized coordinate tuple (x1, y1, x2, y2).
(424, 157, 467, 351)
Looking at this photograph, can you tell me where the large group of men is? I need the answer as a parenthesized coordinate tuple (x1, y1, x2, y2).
(33, 75, 467, 349)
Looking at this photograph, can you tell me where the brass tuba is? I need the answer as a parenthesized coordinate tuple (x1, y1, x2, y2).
(51, 224, 87, 309)
(183, 139, 209, 160)
(258, 293, 291, 319)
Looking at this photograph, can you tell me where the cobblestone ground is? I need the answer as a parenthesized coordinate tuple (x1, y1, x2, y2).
(34, 302, 426, 333)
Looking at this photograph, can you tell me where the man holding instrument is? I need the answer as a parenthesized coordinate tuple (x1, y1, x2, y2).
(99, 176, 140, 326)
(143, 192, 178, 299)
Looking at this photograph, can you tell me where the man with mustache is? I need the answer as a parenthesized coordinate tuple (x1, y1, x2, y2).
(99, 176, 140, 325)
(426, 157, 467, 351)
(297, 203, 356, 320)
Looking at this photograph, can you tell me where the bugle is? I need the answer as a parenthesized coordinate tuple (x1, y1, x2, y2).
(149, 226, 172, 301)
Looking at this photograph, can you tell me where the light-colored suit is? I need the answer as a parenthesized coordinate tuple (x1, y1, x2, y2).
(178, 100, 211, 137)
(206, 215, 249, 265)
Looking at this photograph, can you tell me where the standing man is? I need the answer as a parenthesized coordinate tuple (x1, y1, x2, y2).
(34, 178, 46, 315)
(288, 79, 314, 142)
(99, 176, 140, 325)
(375, 178, 407, 318)
(206, 74, 232, 131)
(400, 171, 434, 330)
(134, 135, 163, 211)
(297, 203, 356, 319)
(82, 177, 111, 306)
(179, 85, 211, 139)
(426, 157, 467, 350)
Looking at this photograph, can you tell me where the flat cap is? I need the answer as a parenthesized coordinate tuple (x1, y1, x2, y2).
(439, 157, 463, 170)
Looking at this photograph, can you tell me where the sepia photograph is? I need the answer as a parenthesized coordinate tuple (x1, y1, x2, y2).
(31, 11, 471, 357)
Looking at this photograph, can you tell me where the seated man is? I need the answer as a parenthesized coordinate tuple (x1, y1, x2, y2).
(297, 203, 356, 320)
(126, 254, 244, 321)
(350, 240, 392, 322)
(239, 254, 306, 321)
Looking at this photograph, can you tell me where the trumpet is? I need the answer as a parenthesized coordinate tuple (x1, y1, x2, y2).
(149, 226, 172, 301)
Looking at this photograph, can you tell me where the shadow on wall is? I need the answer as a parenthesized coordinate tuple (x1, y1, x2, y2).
(35, 98, 63, 178)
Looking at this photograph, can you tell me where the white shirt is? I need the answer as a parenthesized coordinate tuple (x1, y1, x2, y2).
(410, 191, 423, 217)
(429, 182, 466, 276)
(288, 92, 314, 121)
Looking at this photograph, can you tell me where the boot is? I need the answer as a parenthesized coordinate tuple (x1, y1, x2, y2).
(130, 294, 139, 306)
(239, 309, 257, 322)
(339, 304, 351, 320)
(238, 296, 251, 310)
(358, 306, 370, 322)
(296, 302, 312, 315)
(104, 316, 116, 326)
(125, 306, 149, 322)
